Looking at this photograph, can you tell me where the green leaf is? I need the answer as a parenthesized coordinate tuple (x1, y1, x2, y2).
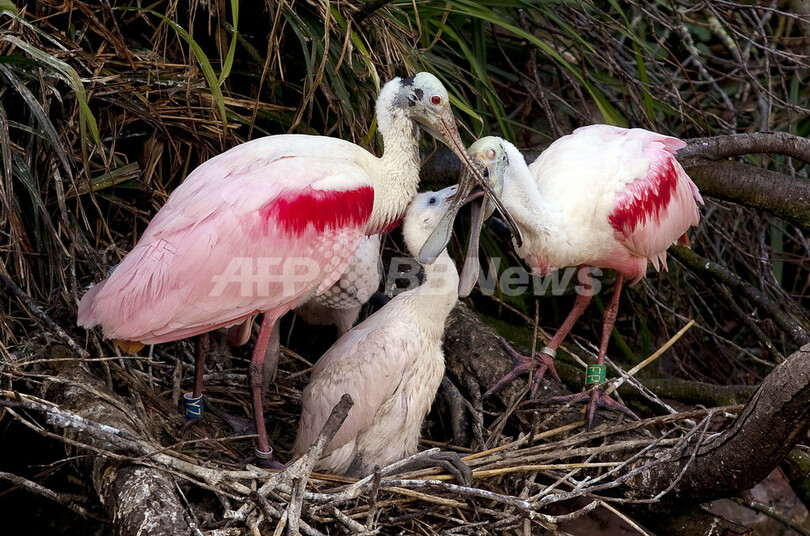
(0, 64, 74, 181)
(0, 0, 17, 13)
(1, 36, 103, 159)
(218, 0, 239, 85)
(443, 1, 627, 127)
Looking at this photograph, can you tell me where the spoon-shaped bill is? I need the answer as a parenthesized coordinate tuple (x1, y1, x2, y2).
(416, 160, 480, 264)
(417, 133, 521, 264)
(458, 194, 490, 297)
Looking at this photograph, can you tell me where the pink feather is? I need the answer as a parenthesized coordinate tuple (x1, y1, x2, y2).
(78, 135, 377, 344)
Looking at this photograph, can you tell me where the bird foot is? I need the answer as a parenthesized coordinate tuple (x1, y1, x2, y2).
(241, 449, 285, 470)
(180, 417, 202, 436)
(395, 451, 473, 486)
(203, 403, 261, 437)
(551, 386, 639, 427)
(482, 337, 561, 399)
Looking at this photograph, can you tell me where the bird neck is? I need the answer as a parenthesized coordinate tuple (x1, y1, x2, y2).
(402, 251, 459, 339)
(366, 109, 421, 234)
(502, 160, 556, 240)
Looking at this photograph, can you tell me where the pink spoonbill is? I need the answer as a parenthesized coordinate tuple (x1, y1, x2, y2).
(228, 234, 383, 390)
(423, 126, 703, 425)
(77, 72, 511, 464)
(293, 186, 469, 481)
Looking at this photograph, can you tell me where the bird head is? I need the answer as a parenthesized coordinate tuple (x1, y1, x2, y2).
(415, 136, 516, 297)
(402, 185, 459, 259)
(389, 73, 521, 248)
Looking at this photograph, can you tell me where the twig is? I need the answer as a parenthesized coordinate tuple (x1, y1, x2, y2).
(366, 466, 380, 530)
(734, 497, 810, 536)
(597, 501, 652, 535)
(0, 471, 104, 520)
(331, 505, 375, 534)
(672, 245, 810, 345)
(605, 319, 696, 396)
(0, 271, 89, 359)
(473, 462, 623, 479)
(237, 394, 355, 523)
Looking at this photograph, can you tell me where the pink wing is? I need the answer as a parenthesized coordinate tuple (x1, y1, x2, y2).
(78, 136, 376, 344)
(606, 129, 704, 272)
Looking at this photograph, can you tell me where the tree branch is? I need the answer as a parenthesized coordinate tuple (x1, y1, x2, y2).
(623, 344, 810, 504)
(678, 132, 810, 163)
(670, 245, 810, 346)
(680, 160, 810, 232)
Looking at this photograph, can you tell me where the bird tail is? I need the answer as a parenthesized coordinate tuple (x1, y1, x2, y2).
(114, 339, 145, 354)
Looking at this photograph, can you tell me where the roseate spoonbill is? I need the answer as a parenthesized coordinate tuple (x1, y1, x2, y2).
(424, 127, 703, 425)
(228, 234, 383, 389)
(293, 186, 470, 481)
(77, 72, 511, 464)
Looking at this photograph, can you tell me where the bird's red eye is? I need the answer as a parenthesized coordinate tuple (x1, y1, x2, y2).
(430, 95, 442, 105)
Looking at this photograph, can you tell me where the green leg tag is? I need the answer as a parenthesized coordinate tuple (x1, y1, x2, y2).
(585, 364, 606, 385)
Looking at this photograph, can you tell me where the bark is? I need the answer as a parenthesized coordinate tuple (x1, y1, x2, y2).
(43, 350, 193, 536)
(677, 132, 810, 163)
(680, 160, 810, 233)
(442, 303, 571, 407)
(627, 378, 755, 408)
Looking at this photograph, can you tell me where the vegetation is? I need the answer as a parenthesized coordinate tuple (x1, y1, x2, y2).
(1, 1, 809, 534)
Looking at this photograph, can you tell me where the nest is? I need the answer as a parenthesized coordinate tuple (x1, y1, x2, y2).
(1, 320, 749, 535)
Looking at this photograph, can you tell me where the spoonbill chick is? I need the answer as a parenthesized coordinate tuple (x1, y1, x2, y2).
(293, 186, 469, 481)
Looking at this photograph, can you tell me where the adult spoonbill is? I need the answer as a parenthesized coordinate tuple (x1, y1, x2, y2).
(228, 234, 382, 389)
(77, 72, 506, 464)
(293, 186, 469, 481)
(425, 127, 703, 425)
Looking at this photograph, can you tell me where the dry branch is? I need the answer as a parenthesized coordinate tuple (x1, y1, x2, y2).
(677, 132, 810, 163)
(671, 246, 810, 346)
(622, 344, 810, 504)
(6, 364, 196, 535)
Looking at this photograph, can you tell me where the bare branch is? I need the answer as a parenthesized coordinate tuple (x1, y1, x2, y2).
(679, 132, 810, 163)
(671, 245, 810, 346)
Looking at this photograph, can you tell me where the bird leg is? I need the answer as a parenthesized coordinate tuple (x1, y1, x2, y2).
(483, 265, 593, 399)
(263, 320, 281, 390)
(249, 313, 281, 468)
(193, 333, 208, 399)
(552, 275, 639, 426)
(181, 333, 209, 433)
(191, 320, 282, 441)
